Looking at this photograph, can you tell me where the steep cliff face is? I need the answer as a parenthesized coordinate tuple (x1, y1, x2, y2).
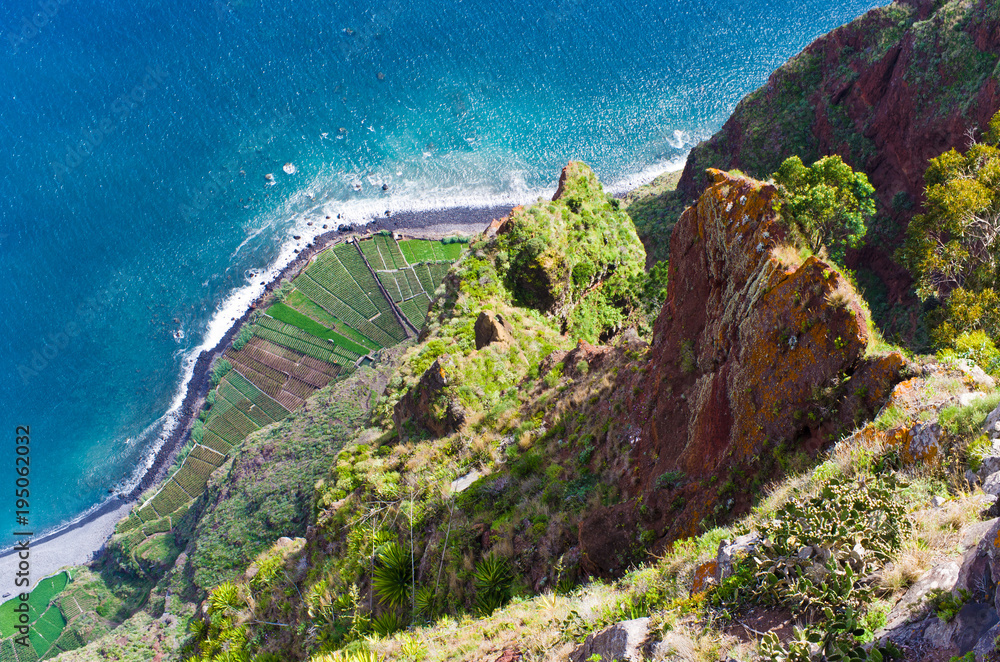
(581, 171, 904, 575)
(677, 0, 1000, 312)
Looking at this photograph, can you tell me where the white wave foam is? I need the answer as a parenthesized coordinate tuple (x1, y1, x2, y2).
(605, 154, 690, 195)
(47, 154, 693, 544)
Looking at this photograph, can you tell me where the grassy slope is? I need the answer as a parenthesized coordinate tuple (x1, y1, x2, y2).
(621, 169, 684, 267)
(358, 362, 999, 661)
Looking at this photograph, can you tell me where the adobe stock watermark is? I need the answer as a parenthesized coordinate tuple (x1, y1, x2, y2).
(17, 289, 114, 384)
(5, 0, 71, 55)
(50, 65, 169, 183)
(178, 109, 294, 222)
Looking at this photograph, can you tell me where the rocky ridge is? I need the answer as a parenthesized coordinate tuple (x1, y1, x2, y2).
(579, 169, 904, 575)
(675, 0, 1000, 335)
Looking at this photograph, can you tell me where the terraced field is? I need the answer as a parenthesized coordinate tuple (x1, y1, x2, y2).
(115, 233, 468, 568)
(0, 572, 70, 661)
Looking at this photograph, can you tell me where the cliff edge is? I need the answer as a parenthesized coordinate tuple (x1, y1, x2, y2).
(582, 170, 905, 574)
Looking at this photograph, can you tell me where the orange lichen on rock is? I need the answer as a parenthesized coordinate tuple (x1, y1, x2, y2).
(578, 170, 905, 575)
(691, 559, 719, 594)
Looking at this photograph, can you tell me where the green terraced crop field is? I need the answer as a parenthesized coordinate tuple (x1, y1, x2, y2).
(0, 571, 70, 661)
(115, 234, 467, 569)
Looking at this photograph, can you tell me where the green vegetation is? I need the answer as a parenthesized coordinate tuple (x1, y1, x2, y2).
(900, 111, 1000, 356)
(106, 236, 462, 640)
(495, 162, 650, 341)
(266, 302, 369, 355)
(0, 572, 74, 660)
(772, 154, 876, 267)
(47, 0, 1000, 658)
(621, 170, 684, 265)
(177, 163, 657, 661)
(714, 476, 909, 618)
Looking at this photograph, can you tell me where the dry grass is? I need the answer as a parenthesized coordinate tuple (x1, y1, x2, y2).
(369, 587, 605, 662)
(772, 244, 804, 272)
(877, 492, 982, 597)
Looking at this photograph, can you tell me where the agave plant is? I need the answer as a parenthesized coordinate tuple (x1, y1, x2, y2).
(309, 648, 381, 662)
(208, 581, 243, 615)
(372, 541, 412, 610)
(474, 554, 514, 616)
(371, 610, 406, 637)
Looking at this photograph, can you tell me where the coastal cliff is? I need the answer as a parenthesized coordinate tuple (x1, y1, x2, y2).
(669, 0, 1000, 340)
(36, 2, 1000, 659)
(580, 170, 904, 574)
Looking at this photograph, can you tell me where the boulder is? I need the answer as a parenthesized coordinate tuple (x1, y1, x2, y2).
(882, 561, 960, 631)
(901, 422, 943, 466)
(954, 359, 996, 391)
(474, 311, 514, 350)
(718, 533, 761, 581)
(490, 649, 522, 662)
(569, 618, 649, 662)
(392, 357, 466, 439)
(954, 602, 999, 655)
(691, 559, 719, 594)
(984, 473, 1000, 497)
(980, 457, 1000, 481)
(974, 623, 1000, 659)
(984, 404, 1000, 437)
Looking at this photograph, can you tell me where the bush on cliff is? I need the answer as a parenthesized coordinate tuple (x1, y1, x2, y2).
(772, 154, 875, 267)
(900, 110, 1000, 352)
(495, 161, 648, 342)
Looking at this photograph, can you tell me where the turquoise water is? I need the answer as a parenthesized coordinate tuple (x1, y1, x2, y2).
(0, 0, 887, 543)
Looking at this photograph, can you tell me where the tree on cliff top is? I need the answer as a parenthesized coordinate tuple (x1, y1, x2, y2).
(899, 110, 1000, 348)
(772, 154, 875, 267)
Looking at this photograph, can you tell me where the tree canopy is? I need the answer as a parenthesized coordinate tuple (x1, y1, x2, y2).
(899, 110, 1000, 347)
(772, 154, 875, 266)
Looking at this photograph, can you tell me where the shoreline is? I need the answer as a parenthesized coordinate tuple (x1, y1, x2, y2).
(0, 203, 514, 586)
(129, 204, 512, 502)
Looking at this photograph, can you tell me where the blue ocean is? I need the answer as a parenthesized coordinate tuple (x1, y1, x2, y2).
(0, 0, 887, 544)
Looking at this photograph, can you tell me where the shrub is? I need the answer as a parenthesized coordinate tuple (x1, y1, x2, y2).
(899, 111, 1000, 347)
(473, 554, 514, 615)
(273, 278, 294, 302)
(233, 325, 253, 351)
(772, 154, 875, 267)
(938, 329, 1000, 375)
(210, 359, 232, 387)
(715, 475, 909, 618)
(372, 542, 412, 610)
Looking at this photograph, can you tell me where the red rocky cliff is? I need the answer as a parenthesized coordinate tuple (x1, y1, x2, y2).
(677, 0, 1000, 321)
(581, 171, 904, 576)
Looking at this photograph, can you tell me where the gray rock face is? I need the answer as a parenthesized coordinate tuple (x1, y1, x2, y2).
(717, 533, 760, 581)
(882, 561, 961, 631)
(569, 618, 650, 662)
(392, 357, 466, 439)
(955, 359, 996, 390)
(973, 623, 1000, 659)
(954, 602, 999, 655)
(977, 441, 1000, 480)
(983, 403, 1000, 435)
(907, 422, 943, 464)
(984, 472, 1000, 496)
